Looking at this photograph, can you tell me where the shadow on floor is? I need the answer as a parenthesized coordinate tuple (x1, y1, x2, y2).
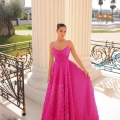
(92, 75, 120, 99)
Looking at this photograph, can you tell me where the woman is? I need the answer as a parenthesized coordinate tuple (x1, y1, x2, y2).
(41, 23, 99, 120)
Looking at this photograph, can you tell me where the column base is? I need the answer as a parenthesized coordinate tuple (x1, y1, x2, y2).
(25, 56, 101, 104)
(27, 66, 48, 90)
(25, 66, 48, 105)
(72, 56, 102, 81)
(25, 69, 101, 105)
(81, 56, 102, 81)
(89, 69, 101, 81)
(83, 57, 102, 81)
(25, 78, 46, 105)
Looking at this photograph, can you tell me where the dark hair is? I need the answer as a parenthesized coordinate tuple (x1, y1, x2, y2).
(57, 23, 67, 30)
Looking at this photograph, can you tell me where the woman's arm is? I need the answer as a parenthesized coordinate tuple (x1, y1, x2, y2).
(69, 40, 89, 77)
(47, 42, 54, 83)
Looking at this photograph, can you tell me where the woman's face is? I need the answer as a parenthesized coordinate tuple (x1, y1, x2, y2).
(56, 27, 67, 38)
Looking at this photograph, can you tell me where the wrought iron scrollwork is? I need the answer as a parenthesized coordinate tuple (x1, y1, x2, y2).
(91, 40, 120, 73)
(16, 46, 33, 73)
(0, 41, 33, 116)
(0, 52, 26, 116)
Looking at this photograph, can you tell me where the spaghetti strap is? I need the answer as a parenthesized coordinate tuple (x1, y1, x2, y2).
(67, 40, 69, 45)
(67, 40, 70, 48)
(51, 42, 54, 48)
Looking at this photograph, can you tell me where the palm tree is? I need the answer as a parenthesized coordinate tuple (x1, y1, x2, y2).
(98, 0, 106, 15)
(110, 0, 116, 17)
(98, 0, 103, 15)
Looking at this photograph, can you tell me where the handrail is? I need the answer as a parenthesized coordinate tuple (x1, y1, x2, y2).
(0, 41, 32, 53)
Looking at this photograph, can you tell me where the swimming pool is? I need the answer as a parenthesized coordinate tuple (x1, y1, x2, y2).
(92, 19, 120, 23)
(92, 20, 120, 29)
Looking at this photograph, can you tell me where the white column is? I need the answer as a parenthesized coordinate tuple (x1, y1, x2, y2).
(25, 0, 66, 104)
(25, 0, 101, 105)
(65, 0, 101, 80)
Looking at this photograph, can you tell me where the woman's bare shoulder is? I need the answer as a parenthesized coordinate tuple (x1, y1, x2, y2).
(67, 40, 72, 43)
(67, 40, 73, 46)
(49, 41, 56, 47)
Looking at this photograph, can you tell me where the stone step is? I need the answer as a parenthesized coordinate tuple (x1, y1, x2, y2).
(1, 114, 17, 120)
(2, 114, 9, 120)
(0, 101, 19, 120)
(0, 96, 42, 120)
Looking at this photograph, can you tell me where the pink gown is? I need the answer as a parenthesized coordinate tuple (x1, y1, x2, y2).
(41, 45, 99, 120)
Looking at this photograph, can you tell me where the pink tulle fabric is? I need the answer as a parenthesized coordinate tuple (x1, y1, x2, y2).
(41, 46, 99, 120)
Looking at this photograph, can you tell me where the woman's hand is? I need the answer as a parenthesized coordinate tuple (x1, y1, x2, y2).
(69, 40, 90, 78)
(84, 70, 90, 77)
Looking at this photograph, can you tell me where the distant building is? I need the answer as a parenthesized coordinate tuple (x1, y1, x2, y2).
(25, 7, 31, 14)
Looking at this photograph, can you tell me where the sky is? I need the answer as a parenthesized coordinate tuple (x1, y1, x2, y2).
(25, 0, 31, 7)
(92, 0, 120, 9)
(25, 0, 120, 9)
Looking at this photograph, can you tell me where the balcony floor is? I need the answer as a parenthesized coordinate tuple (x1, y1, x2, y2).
(0, 71, 120, 120)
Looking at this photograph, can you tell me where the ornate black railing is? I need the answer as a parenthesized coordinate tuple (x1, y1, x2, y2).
(0, 52, 26, 115)
(0, 41, 32, 55)
(0, 41, 32, 73)
(91, 40, 120, 74)
(0, 41, 33, 116)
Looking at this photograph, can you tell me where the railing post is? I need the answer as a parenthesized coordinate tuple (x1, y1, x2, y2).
(21, 61, 26, 116)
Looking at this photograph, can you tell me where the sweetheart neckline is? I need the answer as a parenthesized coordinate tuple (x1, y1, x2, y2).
(52, 45, 70, 51)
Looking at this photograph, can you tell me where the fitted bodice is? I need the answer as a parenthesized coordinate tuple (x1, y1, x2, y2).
(52, 46, 70, 62)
